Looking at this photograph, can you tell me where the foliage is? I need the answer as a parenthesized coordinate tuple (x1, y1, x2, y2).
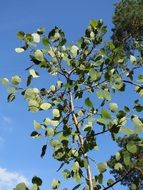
(1, 19, 143, 190)
(108, 135, 143, 190)
(13, 176, 42, 190)
(112, 0, 143, 54)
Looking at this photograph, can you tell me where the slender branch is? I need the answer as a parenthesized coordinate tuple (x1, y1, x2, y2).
(123, 80, 142, 88)
(103, 169, 132, 190)
(69, 92, 94, 190)
(83, 129, 109, 140)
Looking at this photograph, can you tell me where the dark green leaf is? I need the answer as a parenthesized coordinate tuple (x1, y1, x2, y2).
(27, 75, 32, 86)
(32, 176, 42, 186)
(40, 145, 47, 158)
(72, 184, 81, 190)
(7, 93, 15, 102)
(85, 97, 93, 108)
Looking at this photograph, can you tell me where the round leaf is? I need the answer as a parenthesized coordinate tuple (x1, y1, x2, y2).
(126, 142, 138, 154)
(34, 50, 44, 61)
(109, 103, 118, 112)
(32, 33, 40, 43)
(51, 179, 60, 189)
(97, 162, 107, 173)
(32, 176, 42, 186)
(11, 75, 21, 85)
(52, 109, 60, 118)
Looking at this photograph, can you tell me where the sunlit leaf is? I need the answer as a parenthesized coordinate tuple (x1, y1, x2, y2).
(32, 33, 40, 43)
(33, 120, 41, 130)
(97, 162, 107, 173)
(15, 47, 25, 53)
(40, 103, 51, 110)
(34, 50, 44, 61)
(109, 103, 118, 112)
(52, 109, 60, 118)
(51, 179, 60, 189)
(11, 75, 21, 85)
(101, 109, 111, 119)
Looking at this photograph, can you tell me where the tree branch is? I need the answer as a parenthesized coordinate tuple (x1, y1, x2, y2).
(103, 169, 132, 190)
(69, 92, 94, 190)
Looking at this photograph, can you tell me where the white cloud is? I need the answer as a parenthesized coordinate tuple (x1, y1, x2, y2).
(0, 167, 28, 190)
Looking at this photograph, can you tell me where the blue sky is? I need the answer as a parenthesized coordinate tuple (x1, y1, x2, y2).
(0, 0, 130, 189)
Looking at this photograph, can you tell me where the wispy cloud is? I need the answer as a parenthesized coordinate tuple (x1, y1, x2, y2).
(0, 167, 28, 190)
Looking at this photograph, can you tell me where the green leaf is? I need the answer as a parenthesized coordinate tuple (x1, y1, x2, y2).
(73, 171, 81, 183)
(11, 75, 21, 85)
(89, 68, 97, 81)
(13, 183, 27, 190)
(132, 115, 143, 133)
(101, 109, 111, 119)
(50, 85, 56, 92)
(47, 128, 54, 136)
(103, 90, 111, 100)
(51, 179, 60, 189)
(138, 74, 143, 82)
(53, 109, 60, 118)
(107, 179, 114, 186)
(29, 69, 39, 78)
(90, 19, 98, 28)
(44, 118, 52, 125)
(70, 45, 79, 57)
(114, 163, 123, 170)
(15, 47, 25, 53)
(98, 173, 103, 184)
(32, 33, 40, 43)
(72, 161, 80, 172)
(7, 93, 15, 102)
(33, 120, 41, 130)
(123, 152, 131, 166)
(71, 149, 79, 157)
(120, 127, 134, 135)
(130, 55, 136, 64)
(62, 169, 71, 179)
(30, 184, 38, 190)
(41, 144, 47, 158)
(17, 31, 25, 40)
(109, 103, 118, 112)
(27, 75, 33, 86)
(34, 50, 44, 61)
(96, 90, 103, 99)
(37, 27, 45, 35)
(31, 131, 41, 138)
(40, 102, 51, 110)
(126, 142, 138, 154)
(42, 37, 49, 46)
(32, 176, 42, 186)
(115, 152, 121, 161)
(97, 162, 107, 173)
(51, 120, 59, 127)
(85, 97, 93, 108)
(0, 78, 9, 85)
(72, 184, 81, 190)
(56, 81, 63, 88)
(131, 183, 137, 190)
